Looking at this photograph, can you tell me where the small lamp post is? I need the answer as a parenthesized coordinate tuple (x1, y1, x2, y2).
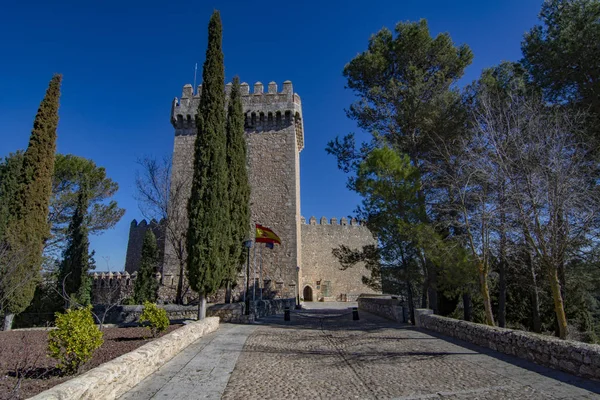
(243, 240, 253, 316)
(296, 265, 301, 309)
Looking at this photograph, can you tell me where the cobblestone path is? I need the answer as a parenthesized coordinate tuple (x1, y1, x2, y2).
(222, 307, 600, 400)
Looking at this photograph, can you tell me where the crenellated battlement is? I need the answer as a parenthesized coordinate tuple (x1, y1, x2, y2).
(300, 216, 364, 227)
(171, 80, 304, 151)
(90, 270, 170, 287)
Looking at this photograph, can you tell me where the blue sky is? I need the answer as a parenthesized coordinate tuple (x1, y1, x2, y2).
(0, 0, 542, 271)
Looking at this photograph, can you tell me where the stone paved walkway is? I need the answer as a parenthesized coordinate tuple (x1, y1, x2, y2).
(120, 324, 257, 400)
(122, 305, 600, 400)
(223, 306, 600, 400)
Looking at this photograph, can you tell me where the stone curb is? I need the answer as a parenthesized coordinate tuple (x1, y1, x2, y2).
(28, 317, 220, 400)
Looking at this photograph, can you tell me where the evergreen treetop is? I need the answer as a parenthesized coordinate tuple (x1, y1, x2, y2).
(58, 178, 93, 308)
(1, 74, 61, 324)
(134, 229, 159, 304)
(225, 76, 251, 283)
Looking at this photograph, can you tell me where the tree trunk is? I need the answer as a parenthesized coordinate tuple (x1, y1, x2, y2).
(548, 266, 568, 339)
(530, 265, 542, 333)
(478, 263, 495, 326)
(427, 262, 438, 314)
(3, 313, 14, 331)
(421, 278, 428, 309)
(225, 281, 232, 304)
(406, 279, 415, 325)
(497, 186, 507, 328)
(498, 259, 506, 328)
(197, 294, 207, 320)
(462, 292, 472, 322)
(176, 262, 185, 304)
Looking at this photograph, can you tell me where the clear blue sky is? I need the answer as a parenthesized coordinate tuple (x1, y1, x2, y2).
(0, 0, 542, 271)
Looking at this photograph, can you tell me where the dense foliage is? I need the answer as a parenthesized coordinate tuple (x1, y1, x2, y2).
(139, 301, 169, 337)
(57, 179, 94, 308)
(48, 305, 104, 375)
(186, 10, 230, 319)
(0, 75, 61, 330)
(329, 1, 600, 341)
(0, 152, 124, 258)
(223, 77, 251, 298)
(134, 230, 159, 304)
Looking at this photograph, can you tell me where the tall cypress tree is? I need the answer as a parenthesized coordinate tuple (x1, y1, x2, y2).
(186, 11, 229, 319)
(0, 151, 24, 240)
(58, 179, 93, 308)
(1, 75, 61, 330)
(224, 77, 251, 302)
(134, 229, 159, 304)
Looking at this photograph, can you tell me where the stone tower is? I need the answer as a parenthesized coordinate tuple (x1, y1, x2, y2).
(164, 80, 304, 300)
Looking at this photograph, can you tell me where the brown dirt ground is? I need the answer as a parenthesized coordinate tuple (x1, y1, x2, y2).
(0, 324, 182, 400)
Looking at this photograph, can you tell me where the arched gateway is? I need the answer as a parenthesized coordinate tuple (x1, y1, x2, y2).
(303, 286, 313, 302)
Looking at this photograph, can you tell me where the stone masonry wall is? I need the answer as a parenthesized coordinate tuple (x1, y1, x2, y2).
(358, 295, 405, 322)
(94, 299, 293, 325)
(163, 81, 303, 301)
(301, 217, 379, 302)
(124, 219, 165, 274)
(414, 309, 600, 380)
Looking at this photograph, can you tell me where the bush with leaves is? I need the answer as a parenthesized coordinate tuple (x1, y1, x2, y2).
(139, 301, 169, 337)
(48, 306, 103, 375)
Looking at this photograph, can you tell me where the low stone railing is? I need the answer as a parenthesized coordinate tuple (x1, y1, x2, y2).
(93, 304, 198, 325)
(30, 317, 219, 400)
(94, 299, 295, 325)
(414, 309, 600, 380)
(251, 298, 296, 318)
(357, 295, 406, 322)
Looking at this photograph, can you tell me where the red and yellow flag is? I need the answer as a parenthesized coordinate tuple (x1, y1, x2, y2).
(255, 224, 281, 245)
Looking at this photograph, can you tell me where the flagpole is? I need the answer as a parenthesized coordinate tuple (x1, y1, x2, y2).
(259, 244, 263, 300)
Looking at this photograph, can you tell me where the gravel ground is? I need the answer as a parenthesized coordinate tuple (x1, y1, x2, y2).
(0, 324, 182, 400)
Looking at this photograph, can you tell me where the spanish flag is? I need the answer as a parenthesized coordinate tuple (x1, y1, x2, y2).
(255, 224, 281, 245)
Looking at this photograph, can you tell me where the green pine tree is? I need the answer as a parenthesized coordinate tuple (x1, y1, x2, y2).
(58, 178, 93, 308)
(1, 74, 61, 330)
(186, 10, 230, 320)
(224, 77, 251, 302)
(134, 230, 159, 304)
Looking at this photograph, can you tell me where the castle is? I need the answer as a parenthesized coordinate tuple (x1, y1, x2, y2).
(93, 81, 378, 304)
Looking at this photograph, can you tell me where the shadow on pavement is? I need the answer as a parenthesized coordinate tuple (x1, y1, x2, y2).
(249, 304, 600, 395)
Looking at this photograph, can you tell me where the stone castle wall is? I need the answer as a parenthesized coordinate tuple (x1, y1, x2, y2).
(91, 271, 135, 304)
(119, 81, 380, 305)
(164, 81, 303, 300)
(301, 216, 378, 302)
(124, 219, 165, 275)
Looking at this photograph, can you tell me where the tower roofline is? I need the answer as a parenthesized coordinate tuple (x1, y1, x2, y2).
(171, 80, 304, 151)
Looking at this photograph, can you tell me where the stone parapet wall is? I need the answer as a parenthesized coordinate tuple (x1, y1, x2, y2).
(414, 309, 600, 380)
(94, 299, 295, 325)
(358, 296, 405, 322)
(29, 317, 219, 400)
(251, 298, 296, 318)
(93, 304, 198, 325)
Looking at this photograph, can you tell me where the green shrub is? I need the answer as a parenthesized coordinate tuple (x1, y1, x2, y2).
(122, 297, 135, 305)
(139, 301, 169, 337)
(48, 306, 103, 375)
